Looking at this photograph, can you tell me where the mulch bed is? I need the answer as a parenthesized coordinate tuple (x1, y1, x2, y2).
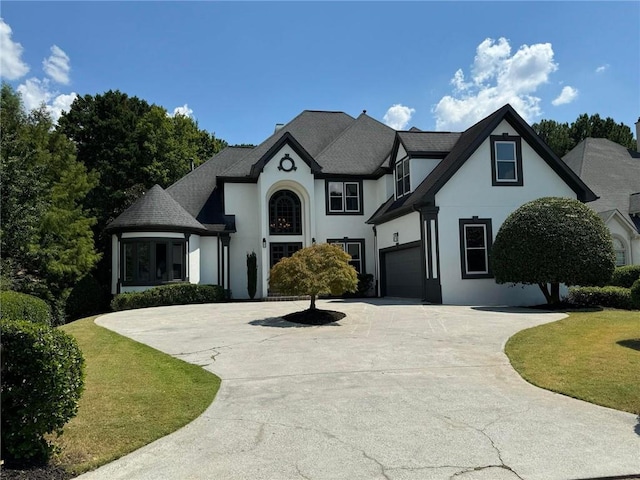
(282, 308, 345, 325)
(1, 465, 72, 480)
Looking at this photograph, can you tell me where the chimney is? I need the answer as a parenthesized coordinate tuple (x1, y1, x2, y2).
(274, 123, 284, 134)
(636, 117, 640, 152)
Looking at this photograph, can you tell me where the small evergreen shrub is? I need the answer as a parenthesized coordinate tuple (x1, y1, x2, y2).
(568, 286, 633, 310)
(111, 283, 225, 311)
(0, 291, 53, 326)
(1, 320, 85, 466)
(344, 273, 374, 297)
(610, 265, 640, 288)
(66, 274, 110, 321)
(631, 279, 640, 309)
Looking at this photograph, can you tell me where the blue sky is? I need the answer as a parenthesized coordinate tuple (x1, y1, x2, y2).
(2, 1, 638, 145)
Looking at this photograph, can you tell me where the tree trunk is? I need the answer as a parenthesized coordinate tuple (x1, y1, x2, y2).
(538, 282, 561, 305)
(538, 283, 552, 304)
(309, 294, 316, 310)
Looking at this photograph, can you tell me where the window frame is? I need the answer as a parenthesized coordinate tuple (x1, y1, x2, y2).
(612, 236, 627, 266)
(458, 218, 493, 279)
(395, 157, 411, 198)
(269, 190, 303, 235)
(490, 135, 523, 186)
(325, 180, 363, 215)
(121, 238, 187, 286)
(327, 238, 366, 274)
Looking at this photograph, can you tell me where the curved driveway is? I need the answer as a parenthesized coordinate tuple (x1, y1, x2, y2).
(78, 300, 639, 480)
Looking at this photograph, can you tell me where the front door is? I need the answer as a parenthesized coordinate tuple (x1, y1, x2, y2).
(270, 242, 302, 268)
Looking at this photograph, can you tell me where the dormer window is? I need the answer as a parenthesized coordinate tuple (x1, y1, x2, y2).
(491, 135, 523, 186)
(396, 158, 411, 197)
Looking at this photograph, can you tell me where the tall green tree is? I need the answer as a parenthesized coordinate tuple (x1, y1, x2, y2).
(533, 113, 636, 157)
(0, 84, 100, 306)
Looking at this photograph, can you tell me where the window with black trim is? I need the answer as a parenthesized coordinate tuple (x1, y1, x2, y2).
(269, 190, 302, 234)
(490, 135, 523, 186)
(326, 181, 362, 214)
(328, 238, 365, 274)
(396, 158, 411, 197)
(122, 239, 186, 285)
(459, 218, 493, 279)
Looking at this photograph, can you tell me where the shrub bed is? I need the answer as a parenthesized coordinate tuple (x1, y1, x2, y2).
(1, 320, 85, 466)
(0, 291, 53, 326)
(610, 265, 640, 288)
(66, 274, 110, 321)
(568, 286, 634, 310)
(111, 284, 225, 312)
(631, 279, 640, 309)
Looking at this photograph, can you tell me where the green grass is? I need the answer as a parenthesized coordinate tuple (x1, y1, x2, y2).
(55, 316, 220, 474)
(506, 310, 640, 415)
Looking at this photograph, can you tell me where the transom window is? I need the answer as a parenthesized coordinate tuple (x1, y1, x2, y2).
(459, 218, 493, 279)
(269, 190, 302, 234)
(490, 135, 523, 186)
(396, 158, 411, 198)
(326, 181, 362, 214)
(613, 237, 627, 266)
(328, 238, 365, 274)
(122, 239, 186, 285)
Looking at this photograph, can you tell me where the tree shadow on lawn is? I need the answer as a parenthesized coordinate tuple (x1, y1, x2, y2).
(249, 309, 345, 328)
(617, 339, 640, 352)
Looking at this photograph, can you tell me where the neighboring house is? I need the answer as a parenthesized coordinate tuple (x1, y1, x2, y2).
(107, 104, 596, 305)
(563, 134, 640, 266)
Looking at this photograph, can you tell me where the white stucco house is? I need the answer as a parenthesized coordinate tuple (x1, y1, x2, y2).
(563, 132, 640, 267)
(106, 104, 598, 305)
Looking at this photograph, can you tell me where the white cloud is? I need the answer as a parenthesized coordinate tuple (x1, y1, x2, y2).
(17, 77, 77, 123)
(595, 64, 609, 74)
(383, 104, 415, 130)
(43, 45, 71, 84)
(433, 37, 559, 131)
(171, 104, 193, 117)
(551, 86, 578, 106)
(0, 18, 30, 80)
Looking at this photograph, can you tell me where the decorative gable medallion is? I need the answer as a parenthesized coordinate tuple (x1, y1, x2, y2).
(278, 153, 297, 172)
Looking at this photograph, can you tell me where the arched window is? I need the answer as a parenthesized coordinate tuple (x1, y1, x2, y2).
(269, 190, 301, 235)
(612, 237, 627, 266)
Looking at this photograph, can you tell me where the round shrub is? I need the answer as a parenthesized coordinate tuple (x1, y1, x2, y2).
(111, 284, 225, 311)
(492, 197, 615, 304)
(0, 291, 53, 326)
(66, 274, 110, 321)
(610, 265, 640, 288)
(1, 320, 85, 466)
(631, 279, 640, 309)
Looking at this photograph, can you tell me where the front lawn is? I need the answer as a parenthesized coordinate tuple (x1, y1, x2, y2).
(506, 310, 640, 415)
(55, 317, 220, 475)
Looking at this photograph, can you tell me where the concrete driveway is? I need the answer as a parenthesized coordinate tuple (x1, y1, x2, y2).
(78, 299, 640, 480)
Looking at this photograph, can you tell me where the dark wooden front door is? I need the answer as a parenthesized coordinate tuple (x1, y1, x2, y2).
(270, 242, 302, 268)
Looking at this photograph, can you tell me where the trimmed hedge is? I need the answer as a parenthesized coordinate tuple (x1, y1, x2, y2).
(610, 265, 640, 289)
(0, 291, 53, 326)
(568, 286, 634, 310)
(631, 279, 640, 309)
(111, 283, 226, 312)
(1, 320, 85, 466)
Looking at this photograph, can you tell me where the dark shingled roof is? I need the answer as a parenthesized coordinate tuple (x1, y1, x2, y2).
(315, 113, 396, 175)
(563, 138, 640, 232)
(107, 184, 207, 233)
(397, 131, 462, 155)
(167, 147, 251, 226)
(220, 110, 355, 178)
(369, 104, 597, 225)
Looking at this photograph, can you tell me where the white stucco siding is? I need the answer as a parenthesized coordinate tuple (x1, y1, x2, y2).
(121, 232, 185, 239)
(199, 236, 219, 285)
(376, 212, 421, 251)
(225, 183, 264, 299)
(410, 158, 441, 192)
(188, 235, 200, 284)
(435, 119, 579, 305)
